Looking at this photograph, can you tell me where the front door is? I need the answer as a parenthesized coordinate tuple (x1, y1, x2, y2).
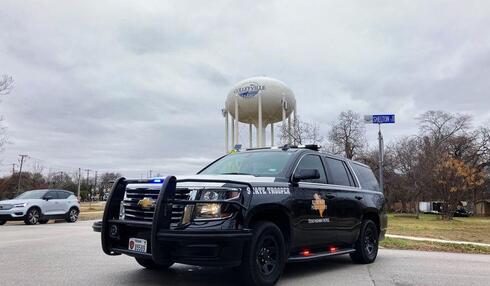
(292, 154, 337, 249)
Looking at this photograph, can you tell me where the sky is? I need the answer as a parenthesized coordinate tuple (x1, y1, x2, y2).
(1, 0, 489, 178)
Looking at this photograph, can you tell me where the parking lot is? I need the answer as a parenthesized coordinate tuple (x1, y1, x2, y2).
(0, 220, 489, 286)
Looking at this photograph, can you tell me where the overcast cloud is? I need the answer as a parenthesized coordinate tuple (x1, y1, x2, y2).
(1, 0, 489, 177)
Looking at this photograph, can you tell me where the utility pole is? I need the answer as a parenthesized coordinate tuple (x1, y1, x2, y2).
(84, 169, 91, 202)
(16, 154, 28, 195)
(378, 124, 384, 194)
(149, 170, 152, 178)
(11, 163, 17, 175)
(77, 168, 81, 200)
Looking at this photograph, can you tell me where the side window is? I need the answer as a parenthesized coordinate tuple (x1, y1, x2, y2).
(294, 155, 327, 184)
(45, 191, 59, 199)
(57, 191, 70, 199)
(351, 163, 380, 191)
(325, 157, 352, 186)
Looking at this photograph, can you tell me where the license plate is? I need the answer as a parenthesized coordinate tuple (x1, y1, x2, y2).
(128, 238, 147, 253)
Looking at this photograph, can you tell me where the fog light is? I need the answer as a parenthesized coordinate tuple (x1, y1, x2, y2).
(110, 224, 119, 237)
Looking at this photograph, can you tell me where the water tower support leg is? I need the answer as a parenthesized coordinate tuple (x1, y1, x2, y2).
(225, 111, 229, 153)
(235, 96, 239, 146)
(249, 124, 253, 148)
(288, 115, 292, 145)
(231, 116, 235, 148)
(258, 93, 263, 147)
(271, 123, 274, 146)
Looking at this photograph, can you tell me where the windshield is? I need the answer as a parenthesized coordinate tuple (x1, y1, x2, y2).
(200, 151, 294, 177)
(15, 190, 47, 200)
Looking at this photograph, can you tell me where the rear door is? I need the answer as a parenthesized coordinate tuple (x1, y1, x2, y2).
(43, 191, 59, 215)
(56, 191, 71, 213)
(323, 157, 363, 245)
(292, 154, 337, 248)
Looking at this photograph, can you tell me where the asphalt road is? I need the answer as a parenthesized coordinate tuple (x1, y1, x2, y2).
(1, 221, 490, 286)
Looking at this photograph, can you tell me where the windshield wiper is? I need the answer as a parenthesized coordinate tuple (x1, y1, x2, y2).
(220, 172, 254, 176)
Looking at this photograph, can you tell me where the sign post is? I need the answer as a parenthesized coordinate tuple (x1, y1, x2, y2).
(364, 114, 395, 194)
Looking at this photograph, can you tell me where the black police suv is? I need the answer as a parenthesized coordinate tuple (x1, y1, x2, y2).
(94, 145, 387, 286)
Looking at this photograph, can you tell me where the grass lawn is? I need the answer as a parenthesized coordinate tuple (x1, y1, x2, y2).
(79, 202, 105, 221)
(387, 214, 490, 244)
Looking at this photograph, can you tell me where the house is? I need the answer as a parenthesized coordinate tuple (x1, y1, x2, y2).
(475, 200, 490, 216)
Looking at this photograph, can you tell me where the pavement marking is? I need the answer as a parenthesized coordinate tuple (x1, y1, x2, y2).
(386, 234, 490, 247)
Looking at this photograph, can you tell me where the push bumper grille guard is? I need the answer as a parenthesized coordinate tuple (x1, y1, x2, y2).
(101, 175, 254, 263)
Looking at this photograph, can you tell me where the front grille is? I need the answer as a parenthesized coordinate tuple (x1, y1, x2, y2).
(122, 185, 191, 228)
(123, 186, 159, 221)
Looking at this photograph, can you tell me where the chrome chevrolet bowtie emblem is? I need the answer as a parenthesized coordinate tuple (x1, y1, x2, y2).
(137, 197, 155, 209)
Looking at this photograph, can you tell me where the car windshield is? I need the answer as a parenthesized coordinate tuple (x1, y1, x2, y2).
(200, 151, 294, 177)
(15, 190, 47, 200)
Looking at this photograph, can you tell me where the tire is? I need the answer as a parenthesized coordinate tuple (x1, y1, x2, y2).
(350, 219, 379, 264)
(135, 257, 174, 270)
(0, 220, 6, 225)
(66, 208, 79, 223)
(240, 221, 286, 286)
(24, 208, 41, 225)
(39, 219, 49, 224)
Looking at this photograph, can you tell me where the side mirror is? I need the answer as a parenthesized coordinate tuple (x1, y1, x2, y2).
(293, 169, 320, 182)
(44, 195, 54, 201)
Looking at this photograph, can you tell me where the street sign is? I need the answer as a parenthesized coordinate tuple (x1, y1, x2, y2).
(364, 114, 395, 124)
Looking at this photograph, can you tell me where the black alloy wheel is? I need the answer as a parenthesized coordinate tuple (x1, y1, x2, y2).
(350, 219, 379, 264)
(240, 221, 286, 286)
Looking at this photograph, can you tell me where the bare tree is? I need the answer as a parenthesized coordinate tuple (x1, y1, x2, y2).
(279, 116, 324, 146)
(327, 110, 366, 159)
(0, 75, 13, 151)
(417, 110, 471, 148)
(0, 75, 14, 95)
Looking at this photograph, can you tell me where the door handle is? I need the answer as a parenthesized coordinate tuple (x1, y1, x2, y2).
(326, 194, 335, 199)
(355, 196, 363, 200)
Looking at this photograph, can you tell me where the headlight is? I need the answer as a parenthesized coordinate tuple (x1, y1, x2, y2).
(13, 203, 27, 208)
(193, 188, 241, 221)
(194, 203, 225, 220)
(202, 191, 220, 201)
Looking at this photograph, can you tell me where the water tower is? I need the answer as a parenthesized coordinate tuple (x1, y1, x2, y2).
(222, 76, 297, 152)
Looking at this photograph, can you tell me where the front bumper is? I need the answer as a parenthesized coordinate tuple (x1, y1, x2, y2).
(0, 207, 28, 220)
(96, 176, 254, 267)
(94, 219, 252, 266)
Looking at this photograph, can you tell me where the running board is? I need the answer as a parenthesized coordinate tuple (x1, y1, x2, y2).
(287, 248, 356, 263)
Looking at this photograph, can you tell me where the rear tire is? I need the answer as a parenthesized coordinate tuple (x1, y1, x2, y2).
(24, 208, 40, 225)
(350, 219, 379, 264)
(65, 208, 79, 223)
(0, 220, 6, 225)
(135, 257, 174, 270)
(240, 221, 286, 286)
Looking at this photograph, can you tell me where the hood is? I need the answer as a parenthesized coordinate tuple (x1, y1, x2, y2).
(0, 199, 36, 205)
(127, 174, 278, 190)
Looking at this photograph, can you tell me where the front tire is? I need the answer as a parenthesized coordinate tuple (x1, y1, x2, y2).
(24, 208, 40, 225)
(240, 221, 286, 286)
(66, 208, 79, 223)
(350, 219, 379, 264)
(135, 258, 174, 270)
(0, 220, 6, 225)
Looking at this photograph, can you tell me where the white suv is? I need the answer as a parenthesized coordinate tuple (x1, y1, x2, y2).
(0, 189, 80, 225)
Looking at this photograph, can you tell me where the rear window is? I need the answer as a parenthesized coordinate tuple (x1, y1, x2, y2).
(324, 157, 352, 186)
(351, 163, 380, 191)
(57, 191, 71, 199)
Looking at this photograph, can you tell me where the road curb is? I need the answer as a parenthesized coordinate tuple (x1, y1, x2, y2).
(386, 234, 490, 247)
